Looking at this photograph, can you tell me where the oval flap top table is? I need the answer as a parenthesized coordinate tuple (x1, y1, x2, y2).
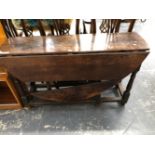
(0, 32, 150, 108)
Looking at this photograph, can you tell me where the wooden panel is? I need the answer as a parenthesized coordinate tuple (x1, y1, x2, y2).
(0, 52, 148, 82)
(0, 33, 149, 56)
(32, 81, 116, 102)
(0, 71, 23, 109)
(0, 81, 16, 103)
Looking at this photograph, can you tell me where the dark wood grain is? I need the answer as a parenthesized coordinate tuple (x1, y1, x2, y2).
(0, 33, 149, 56)
(0, 52, 148, 82)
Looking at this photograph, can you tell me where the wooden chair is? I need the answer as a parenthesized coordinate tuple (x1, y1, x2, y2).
(1, 19, 72, 38)
(99, 19, 121, 33)
(75, 19, 96, 34)
(100, 19, 136, 33)
(120, 19, 136, 32)
(75, 19, 136, 34)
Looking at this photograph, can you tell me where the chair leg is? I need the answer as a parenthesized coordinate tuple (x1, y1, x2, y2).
(120, 66, 141, 105)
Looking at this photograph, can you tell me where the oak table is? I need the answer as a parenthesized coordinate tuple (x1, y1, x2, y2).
(0, 32, 149, 108)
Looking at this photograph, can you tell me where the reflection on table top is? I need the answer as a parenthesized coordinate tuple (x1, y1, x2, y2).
(0, 32, 149, 56)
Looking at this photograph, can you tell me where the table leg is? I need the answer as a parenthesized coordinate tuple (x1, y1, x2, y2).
(12, 77, 30, 104)
(120, 66, 141, 105)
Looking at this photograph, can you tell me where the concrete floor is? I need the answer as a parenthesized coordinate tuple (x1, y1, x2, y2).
(0, 20, 155, 135)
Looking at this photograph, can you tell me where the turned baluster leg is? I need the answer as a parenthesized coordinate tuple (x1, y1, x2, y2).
(120, 66, 141, 105)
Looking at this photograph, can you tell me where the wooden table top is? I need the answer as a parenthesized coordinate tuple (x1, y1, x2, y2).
(0, 32, 149, 56)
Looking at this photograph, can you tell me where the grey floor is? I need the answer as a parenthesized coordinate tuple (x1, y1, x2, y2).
(0, 20, 155, 135)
